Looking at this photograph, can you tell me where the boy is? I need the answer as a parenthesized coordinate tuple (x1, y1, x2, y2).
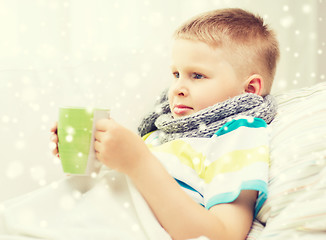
(53, 8, 279, 240)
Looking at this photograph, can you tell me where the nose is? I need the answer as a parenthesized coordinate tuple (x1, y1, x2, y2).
(171, 77, 188, 97)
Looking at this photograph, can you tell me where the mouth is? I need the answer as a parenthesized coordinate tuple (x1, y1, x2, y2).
(173, 104, 193, 116)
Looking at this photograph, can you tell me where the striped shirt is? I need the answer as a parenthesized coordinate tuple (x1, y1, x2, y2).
(143, 116, 269, 217)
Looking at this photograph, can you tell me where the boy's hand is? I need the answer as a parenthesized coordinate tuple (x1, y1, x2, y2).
(50, 122, 59, 156)
(94, 118, 151, 175)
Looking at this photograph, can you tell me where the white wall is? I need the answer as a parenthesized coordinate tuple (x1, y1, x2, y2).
(0, 0, 325, 201)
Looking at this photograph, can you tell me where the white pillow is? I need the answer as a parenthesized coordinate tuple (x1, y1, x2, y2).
(248, 82, 326, 239)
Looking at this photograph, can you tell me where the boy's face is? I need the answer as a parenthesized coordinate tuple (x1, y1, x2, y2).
(168, 39, 244, 118)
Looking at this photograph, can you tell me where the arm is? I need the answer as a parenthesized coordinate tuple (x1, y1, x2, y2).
(129, 154, 257, 240)
(94, 119, 256, 240)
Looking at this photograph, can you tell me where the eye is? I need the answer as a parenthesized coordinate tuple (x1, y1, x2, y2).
(191, 73, 205, 79)
(173, 72, 180, 79)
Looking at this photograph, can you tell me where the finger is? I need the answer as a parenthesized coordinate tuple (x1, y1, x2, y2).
(52, 148, 58, 156)
(49, 134, 59, 155)
(50, 142, 58, 155)
(95, 151, 102, 161)
(94, 140, 102, 153)
(50, 134, 59, 149)
(95, 118, 115, 131)
(95, 119, 109, 131)
(94, 131, 105, 142)
(50, 122, 58, 133)
(50, 132, 58, 142)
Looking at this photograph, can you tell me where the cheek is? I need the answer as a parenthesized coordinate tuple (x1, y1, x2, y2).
(167, 87, 173, 98)
(194, 91, 220, 110)
(196, 97, 219, 110)
(195, 88, 232, 110)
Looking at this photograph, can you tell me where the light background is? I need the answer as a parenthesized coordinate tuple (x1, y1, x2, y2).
(0, 0, 325, 201)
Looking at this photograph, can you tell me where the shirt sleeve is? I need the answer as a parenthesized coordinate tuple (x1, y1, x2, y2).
(203, 117, 269, 217)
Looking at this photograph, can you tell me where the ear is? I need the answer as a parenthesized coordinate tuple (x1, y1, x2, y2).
(244, 74, 263, 96)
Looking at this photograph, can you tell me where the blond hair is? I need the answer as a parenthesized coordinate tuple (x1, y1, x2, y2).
(173, 8, 280, 94)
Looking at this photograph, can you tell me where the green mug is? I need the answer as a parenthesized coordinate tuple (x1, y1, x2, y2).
(57, 107, 110, 175)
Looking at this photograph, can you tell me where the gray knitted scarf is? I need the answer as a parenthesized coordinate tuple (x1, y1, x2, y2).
(138, 91, 277, 144)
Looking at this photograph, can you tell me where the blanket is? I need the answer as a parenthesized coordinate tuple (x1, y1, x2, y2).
(0, 168, 173, 240)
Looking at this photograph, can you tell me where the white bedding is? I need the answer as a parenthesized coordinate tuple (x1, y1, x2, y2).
(0, 168, 172, 240)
